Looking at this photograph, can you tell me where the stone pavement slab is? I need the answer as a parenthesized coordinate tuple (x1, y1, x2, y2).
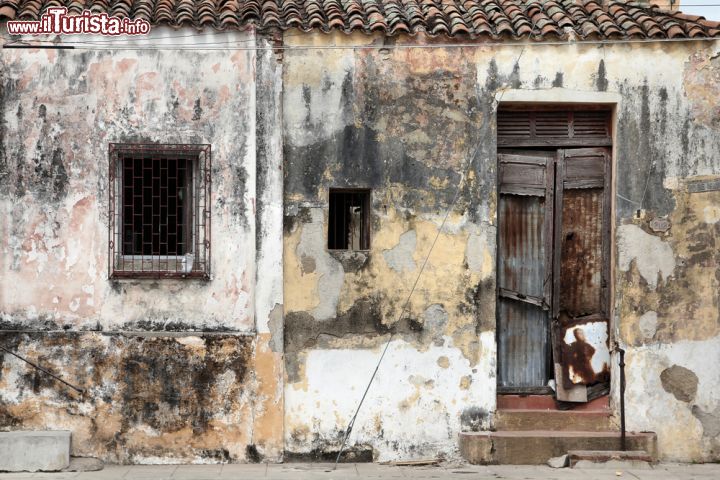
(0, 462, 717, 479)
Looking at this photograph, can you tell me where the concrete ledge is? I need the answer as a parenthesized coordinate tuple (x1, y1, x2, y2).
(0, 431, 70, 472)
(496, 88, 622, 105)
(459, 431, 657, 465)
(495, 410, 614, 432)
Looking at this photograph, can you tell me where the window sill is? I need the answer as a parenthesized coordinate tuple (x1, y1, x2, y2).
(111, 254, 209, 279)
(110, 271, 210, 280)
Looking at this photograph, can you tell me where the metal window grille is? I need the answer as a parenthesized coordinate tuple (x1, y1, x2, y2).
(109, 144, 211, 279)
(328, 189, 370, 250)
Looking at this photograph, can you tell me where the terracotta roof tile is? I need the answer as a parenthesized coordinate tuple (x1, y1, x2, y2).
(2, 0, 719, 40)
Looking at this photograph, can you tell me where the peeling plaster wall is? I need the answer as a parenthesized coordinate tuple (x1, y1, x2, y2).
(0, 26, 718, 464)
(282, 33, 720, 462)
(609, 43, 720, 462)
(618, 184, 720, 461)
(610, 44, 720, 458)
(282, 33, 499, 462)
(0, 332, 256, 463)
(0, 31, 285, 463)
(1, 36, 256, 332)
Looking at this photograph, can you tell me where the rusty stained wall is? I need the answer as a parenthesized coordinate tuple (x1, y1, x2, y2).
(0, 31, 285, 462)
(282, 34, 720, 462)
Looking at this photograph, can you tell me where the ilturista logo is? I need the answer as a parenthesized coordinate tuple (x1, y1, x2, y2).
(6, 7, 151, 36)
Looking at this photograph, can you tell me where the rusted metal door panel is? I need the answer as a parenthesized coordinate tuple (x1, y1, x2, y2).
(498, 195, 547, 301)
(552, 148, 611, 400)
(559, 189, 604, 316)
(498, 300, 550, 388)
(497, 152, 554, 389)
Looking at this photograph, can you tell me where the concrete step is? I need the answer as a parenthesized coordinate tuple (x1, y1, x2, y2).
(495, 409, 615, 431)
(497, 394, 609, 411)
(459, 430, 657, 465)
(0, 430, 70, 472)
(567, 450, 653, 469)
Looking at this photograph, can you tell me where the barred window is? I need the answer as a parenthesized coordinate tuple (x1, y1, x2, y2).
(109, 144, 211, 279)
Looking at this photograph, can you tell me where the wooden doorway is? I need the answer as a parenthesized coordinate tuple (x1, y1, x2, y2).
(496, 108, 613, 402)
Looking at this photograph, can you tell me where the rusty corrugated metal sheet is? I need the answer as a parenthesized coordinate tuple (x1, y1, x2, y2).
(498, 195, 546, 300)
(497, 195, 550, 388)
(558, 189, 604, 317)
(553, 149, 611, 390)
(498, 301, 549, 388)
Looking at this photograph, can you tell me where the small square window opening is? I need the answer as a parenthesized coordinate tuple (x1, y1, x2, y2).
(328, 189, 370, 250)
(109, 144, 211, 279)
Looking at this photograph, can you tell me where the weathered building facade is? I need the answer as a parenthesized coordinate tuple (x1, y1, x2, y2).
(1, 0, 719, 465)
(0, 31, 286, 463)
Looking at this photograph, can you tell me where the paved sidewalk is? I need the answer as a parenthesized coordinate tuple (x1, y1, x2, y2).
(0, 463, 718, 479)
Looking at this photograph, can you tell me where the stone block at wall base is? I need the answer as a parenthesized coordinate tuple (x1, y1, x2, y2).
(0, 431, 70, 472)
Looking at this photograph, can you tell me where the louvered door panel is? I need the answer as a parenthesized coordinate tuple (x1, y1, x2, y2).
(498, 110, 611, 147)
(573, 111, 611, 138)
(497, 114, 531, 139)
(535, 111, 570, 138)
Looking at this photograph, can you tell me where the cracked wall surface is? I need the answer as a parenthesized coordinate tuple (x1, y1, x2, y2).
(1, 39, 256, 333)
(0, 27, 718, 464)
(282, 34, 720, 462)
(282, 33, 497, 462)
(0, 30, 285, 463)
(619, 181, 720, 461)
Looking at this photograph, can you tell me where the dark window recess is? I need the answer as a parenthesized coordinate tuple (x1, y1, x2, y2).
(108, 144, 211, 279)
(121, 156, 192, 256)
(328, 189, 370, 250)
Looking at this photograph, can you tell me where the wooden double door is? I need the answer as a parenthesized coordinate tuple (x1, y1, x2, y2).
(495, 109, 613, 402)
